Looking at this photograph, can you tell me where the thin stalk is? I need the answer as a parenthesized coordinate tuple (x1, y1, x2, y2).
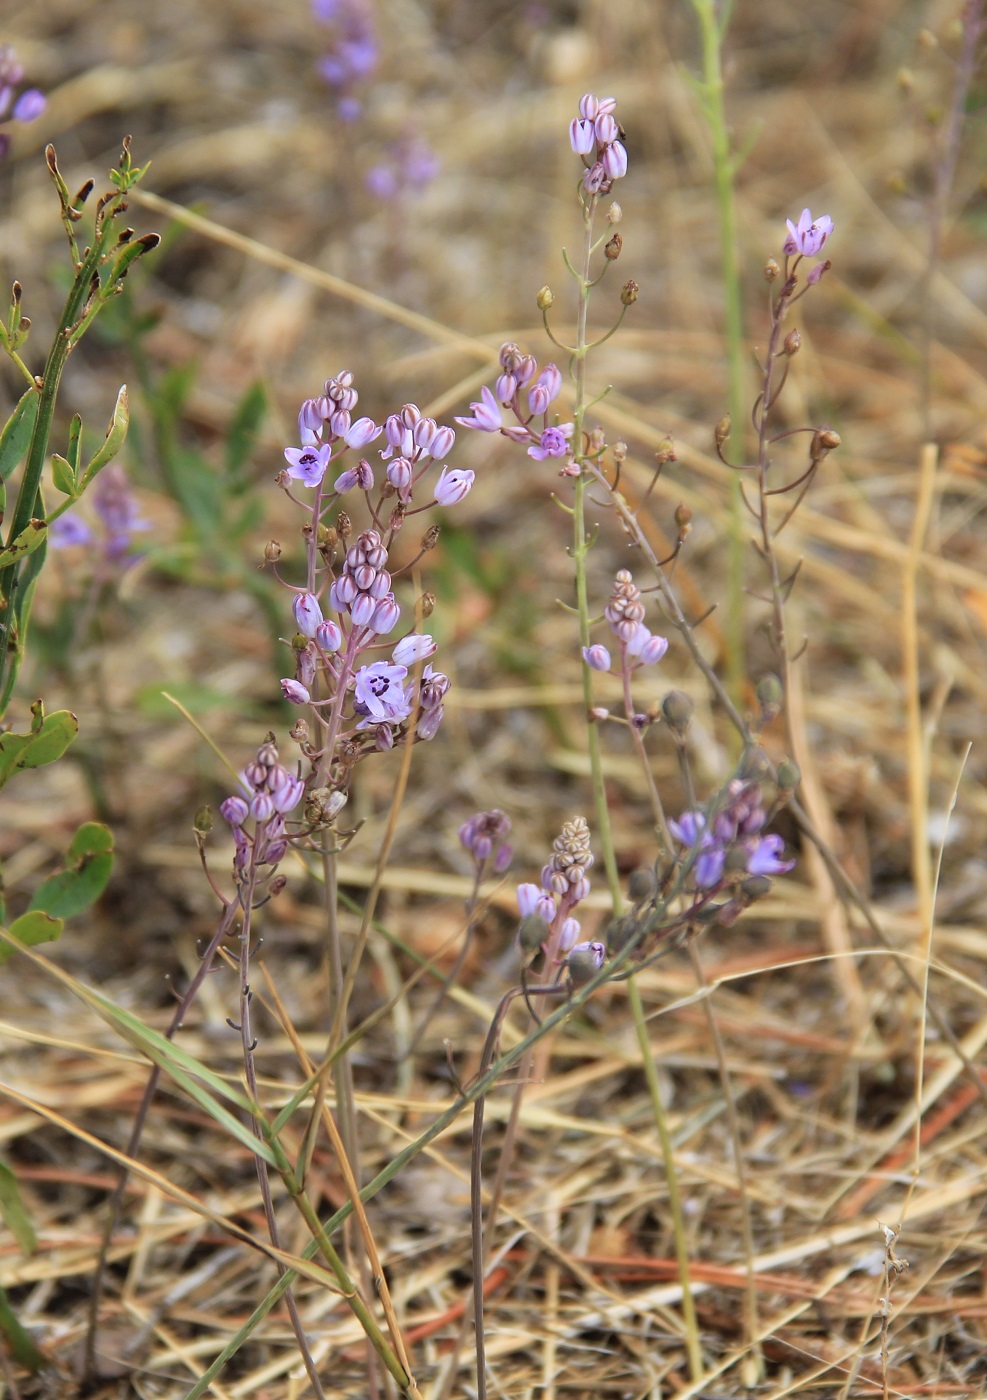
(570, 193, 703, 1383)
(688, 0, 747, 706)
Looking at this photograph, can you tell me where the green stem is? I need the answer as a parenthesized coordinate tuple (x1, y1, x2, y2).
(570, 193, 703, 1383)
(689, 0, 747, 710)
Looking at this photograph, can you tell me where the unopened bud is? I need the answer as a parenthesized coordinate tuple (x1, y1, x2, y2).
(605, 232, 622, 260)
(755, 673, 784, 723)
(264, 539, 282, 563)
(675, 502, 692, 541)
(566, 940, 607, 985)
(715, 415, 731, 450)
(783, 329, 801, 356)
(536, 285, 555, 310)
(776, 758, 801, 792)
(620, 279, 639, 306)
(607, 201, 622, 224)
(739, 744, 772, 781)
(627, 865, 658, 903)
(740, 874, 773, 902)
(764, 257, 780, 282)
(518, 913, 551, 958)
(810, 427, 841, 463)
(606, 914, 637, 954)
(662, 689, 693, 735)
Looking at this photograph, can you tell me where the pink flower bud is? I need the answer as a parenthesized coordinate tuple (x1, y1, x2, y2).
(280, 679, 310, 704)
(293, 592, 323, 637)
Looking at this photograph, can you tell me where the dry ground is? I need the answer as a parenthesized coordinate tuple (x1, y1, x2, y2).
(1, 1, 987, 1397)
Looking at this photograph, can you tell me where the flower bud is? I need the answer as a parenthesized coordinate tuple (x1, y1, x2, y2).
(627, 865, 658, 903)
(661, 688, 693, 735)
(566, 941, 607, 986)
(776, 758, 801, 792)
(620, 280, 638, 306)
(517, 913, 551, 959)
(675, 502, 692, 541)
(606, 913, 637, 954)
(755, 673, 784, 723)
(536, 285, 555, 310)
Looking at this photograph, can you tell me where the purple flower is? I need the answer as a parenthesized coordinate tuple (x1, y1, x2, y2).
(434, 466, 474, 506)
(784, 208, 834, 258)
(220, 795, 249, 827)
(284, 444, 332, 487)
(353, 660, 412, 722)
(569, 117, 595, 155)
(455, 386, 502, 433)
(334, 458, 375, 493)
(695, 846, 726, 889)
(746, 834, 796, 876)
(315, 619, 343, 653)
(669, 810, 706, 846)
(582, 644, 612, 672)
(637, 633, 669, 666)
(49, 515, 94, 548)
(281, 679, 311, 704)
(528, 425, 572, 461)
(516, 882, 542, 918)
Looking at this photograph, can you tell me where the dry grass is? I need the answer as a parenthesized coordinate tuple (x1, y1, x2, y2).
(1, 1, 987, 1397)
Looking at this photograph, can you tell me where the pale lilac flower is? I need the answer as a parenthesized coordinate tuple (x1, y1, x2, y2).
(416, 705, 444, 740)
(284, 443, 332, 487)
(353, 660, 411, 722)
(528, 425, 572, 461)
(434, 466, 474, 506)
(455, 385, 501, 433)
(392, 634, 436, 665)
(669, 810, 707, 846)
(558, 917, 582, 953)
(569, 117, 595, 155)
(315, 619, 343, 652)
(516, 882, 542, 918)
(293, 592, 324, 637)
(271, 773, 305, 813)
(637, 633, 669, 665)
(583, 644, 612, 672)
(343, 416, 381, 449)
(784, 208, 834, 258)
(281, 679, 311, 704)
(370, 595, 401, 634)
(603, 141, 628, 181)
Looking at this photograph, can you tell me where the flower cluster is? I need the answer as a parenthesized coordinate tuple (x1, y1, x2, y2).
(275, 370, 458, 769)
(459, 809, 513, 875)
(455, 343, 573, 468)
(0, 45, 46, 159)
(284, 374, 466, 508)
(669, 779, 796, 894)
(313, 0, 377, 122)
(220, 736, 305, 878)
(366, 136, 440, 202)
(50, 465, 148, 566)
(582, 569, 669, 674)
(516, 816, 594, 957)
(569, 93, 627, 195)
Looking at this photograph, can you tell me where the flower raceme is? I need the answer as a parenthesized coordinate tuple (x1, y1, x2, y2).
(569, 93, 627, 195)
(456, 343, 573, 467)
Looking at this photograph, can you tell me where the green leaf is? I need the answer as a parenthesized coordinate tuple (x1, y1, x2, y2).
(0, 388, 40, 497)
(0, 1158, 37, 1254)
(0, 709, 78, 788)
(224, 381, 267, 493)
(107, 232, 161, 285)
(50, 453, 77, 496)
(0, 911, 64, 965)
(0, 1283, 47, 1373)
(0, 518, 46, 570)
(27, 822, 114, 920)
(78, 385, 129, 489)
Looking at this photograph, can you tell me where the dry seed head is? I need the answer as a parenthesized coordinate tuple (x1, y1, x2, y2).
(537, 285, 555, 310)
(620, 279, 639, 305)
(605, 232, 622, 260)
